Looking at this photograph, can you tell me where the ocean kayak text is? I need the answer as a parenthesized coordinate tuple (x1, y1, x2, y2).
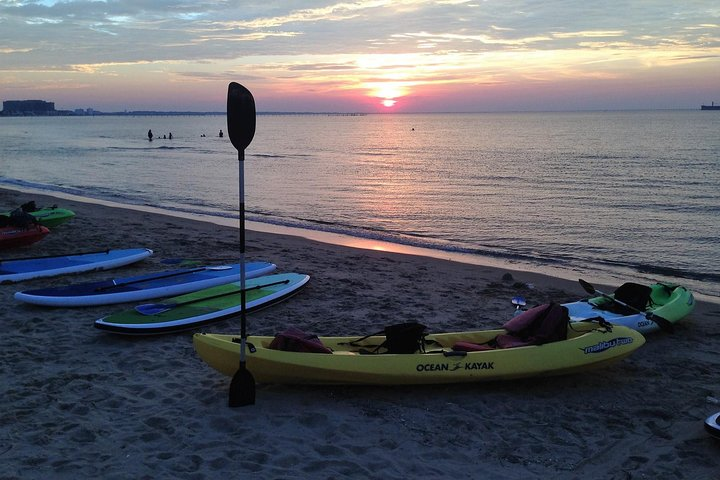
(416, 361, 494, 372)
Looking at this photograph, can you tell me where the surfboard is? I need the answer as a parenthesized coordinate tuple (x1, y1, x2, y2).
(0, 248, 153, 283)
(14, 261, 276, 307)
(94, 273, 309, 335)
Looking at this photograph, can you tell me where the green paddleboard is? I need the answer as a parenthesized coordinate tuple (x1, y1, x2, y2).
(94, 273, 309, 335)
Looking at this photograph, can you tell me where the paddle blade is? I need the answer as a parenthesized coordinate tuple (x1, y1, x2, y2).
(227, 82, 256, 152)
(648, 312, 675, 333)
(134, 303, 174, 315)
(578, 279, 596, 295)
(229, 365, 255, 407)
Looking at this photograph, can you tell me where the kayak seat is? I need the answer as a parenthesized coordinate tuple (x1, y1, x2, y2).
(21, 201, 38, 213)
(614, 282, 652, 310)
(268, 327, 333, 354)
(343, 322, 428, 354)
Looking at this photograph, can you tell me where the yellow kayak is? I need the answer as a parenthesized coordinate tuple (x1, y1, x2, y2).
(193, 322, 645, 385)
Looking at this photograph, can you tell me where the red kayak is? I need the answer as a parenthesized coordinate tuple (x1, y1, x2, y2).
(0, 225, 50, 249)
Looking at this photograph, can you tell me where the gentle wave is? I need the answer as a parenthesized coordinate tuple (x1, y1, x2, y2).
(106, 146, 194, 151)
(4, 176, 720, 299)
(9, 176, 715, 289)
(1, 175, 560, 266)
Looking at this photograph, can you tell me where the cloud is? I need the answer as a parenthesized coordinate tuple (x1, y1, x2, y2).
(552, 30, 626, 39)
(1, 0, 718, 111)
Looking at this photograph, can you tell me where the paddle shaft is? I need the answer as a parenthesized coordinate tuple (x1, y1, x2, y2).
(161, 257, 236, 265)
(95, 266, 225, 291)
(156, 280, 290, 310)
(239, 144, 248, 350)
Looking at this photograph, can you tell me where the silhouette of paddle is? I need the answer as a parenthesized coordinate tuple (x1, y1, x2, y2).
(227, 82, 257, 407)
(94, 265, 232, 292)
(578, 279, 674, 333)
(161, 257, 236, 265)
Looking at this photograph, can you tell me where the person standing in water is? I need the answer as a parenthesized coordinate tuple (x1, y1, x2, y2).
(218, 130, 223, 138)
(147, 129, 153, 141)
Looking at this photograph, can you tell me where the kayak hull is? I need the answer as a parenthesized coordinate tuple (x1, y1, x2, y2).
(95, 273, 309, 334)
(29, 207, 75, 228)
(193, 322, 645, 385)
(14, 261, 276, 307)
(564, 283, 695, 334)
(0, 225, 50, 249)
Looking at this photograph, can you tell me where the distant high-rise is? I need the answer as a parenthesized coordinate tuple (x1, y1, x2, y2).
(1, 100, 56, 115)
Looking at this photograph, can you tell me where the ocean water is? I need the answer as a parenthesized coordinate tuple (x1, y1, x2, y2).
(1, 111, 719, 300)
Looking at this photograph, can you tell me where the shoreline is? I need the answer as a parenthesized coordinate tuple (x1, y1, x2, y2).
(3, 183, 716, 305)
(2, 187, 719, 479)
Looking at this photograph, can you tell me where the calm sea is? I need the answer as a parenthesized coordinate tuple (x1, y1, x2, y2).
(1, 111, 718, 300)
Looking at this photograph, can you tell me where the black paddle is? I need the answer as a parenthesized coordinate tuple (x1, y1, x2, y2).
(161, 258, 236, 265)
(94, 265, 232, 292)
(134, 279, 290, 315)
(578, 279, 674, 333)
(227, 82, 257, 407)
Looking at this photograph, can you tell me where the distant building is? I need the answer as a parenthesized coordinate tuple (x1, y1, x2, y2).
(1, 99, 56, 116)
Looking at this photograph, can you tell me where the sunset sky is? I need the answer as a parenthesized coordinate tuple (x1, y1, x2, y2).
(1, 0, 718, 112)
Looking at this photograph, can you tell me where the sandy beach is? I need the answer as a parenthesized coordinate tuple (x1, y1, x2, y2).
(1, 187, 719, 479)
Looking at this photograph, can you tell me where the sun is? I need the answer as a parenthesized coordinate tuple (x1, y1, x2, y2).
(365, 81, 409, 110)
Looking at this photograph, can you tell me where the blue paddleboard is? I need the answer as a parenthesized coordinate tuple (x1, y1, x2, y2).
(14, 261, 276, 307)
(0, 248, 153, 284)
